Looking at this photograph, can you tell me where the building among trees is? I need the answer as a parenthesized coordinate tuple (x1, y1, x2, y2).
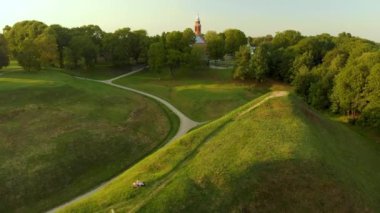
(194, 14, 206, 45)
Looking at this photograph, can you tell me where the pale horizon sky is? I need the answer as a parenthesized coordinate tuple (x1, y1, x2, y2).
(2, 0, 380, 41)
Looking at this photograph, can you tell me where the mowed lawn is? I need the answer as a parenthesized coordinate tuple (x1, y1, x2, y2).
(0, 68, 178, 212)
(114, 67, 286, 121)
(61, 93, 380, 212)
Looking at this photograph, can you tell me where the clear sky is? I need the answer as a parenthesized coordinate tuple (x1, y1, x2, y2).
(2, 0, 380, 41)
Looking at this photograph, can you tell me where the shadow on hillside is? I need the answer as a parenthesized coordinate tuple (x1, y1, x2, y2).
(229, 159, 369, 213)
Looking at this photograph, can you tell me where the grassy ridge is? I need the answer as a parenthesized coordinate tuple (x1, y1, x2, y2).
(61, 93, 380, 212)
(0, 69, 176, 212)
(114, 67, 280, 121)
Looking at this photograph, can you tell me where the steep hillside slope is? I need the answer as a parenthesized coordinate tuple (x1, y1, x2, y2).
(61, 92, 380, 212)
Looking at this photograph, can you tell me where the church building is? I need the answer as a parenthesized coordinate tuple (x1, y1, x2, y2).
(194, 14, 206, 45)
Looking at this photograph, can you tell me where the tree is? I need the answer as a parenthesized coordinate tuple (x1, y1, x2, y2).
(49, 25, 71, 68)
(360, 64, 380, 127)
(205, 31, 225, 60)
(69, 25, 104, 65)
(269, 48, 295, 82)
(76, 25, 104, 47)
(292, 66, 315, 99)
(65, 35, 97, 69)
(166, 49, 182, 77)
(233, 46, 252, 80)
(292, 51, 314, 74)
(250, 44, 270, 81)
(17, 39, 41, 71)
(331, 65, 366, 120)
(182, 28, 196, 46)
(129, 30, 149, 63)
(308, 67, 336, 109)
(224, 29, 246, 55)
(0, 34, 9, 69)
(4, 21, 48, 57)
(34, 32, 58, 66)
(165, 31, 185, 51)
(330, 52, 380, 120)
(3, 20, 54, 71)
(148, 42, 166, 74)
(272, 30, 303, 48)
(323, 49, 349, 72)
(188, 46, 205, 69)
(292, 34, 335, 67)
(251, 35, 273, 46)
(104, 28, 132, 67)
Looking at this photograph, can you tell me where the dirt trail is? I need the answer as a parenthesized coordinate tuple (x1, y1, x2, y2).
(238, 91, 289, 118)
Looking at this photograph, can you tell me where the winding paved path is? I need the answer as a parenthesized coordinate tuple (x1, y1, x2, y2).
(48, 68, 200, 213)
(101, 68, 201, 142)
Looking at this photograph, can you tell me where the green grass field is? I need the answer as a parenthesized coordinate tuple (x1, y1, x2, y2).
(60, 64, 136, 80)
(0, 66, 178, 212)
(114, 67, 288, 121)
(61, 93, 380, 212)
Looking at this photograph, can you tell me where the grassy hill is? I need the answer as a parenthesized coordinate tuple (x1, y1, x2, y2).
(0, 68, 178, 212)
(114, 67, 289, 121)
(61, 92, 380, 212)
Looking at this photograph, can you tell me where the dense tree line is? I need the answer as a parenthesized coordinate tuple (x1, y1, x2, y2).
(234, 30, 380, 128)
(1, 21, 247, 73)
(147, 28, 247, 76)
(1, 20, 150, 71)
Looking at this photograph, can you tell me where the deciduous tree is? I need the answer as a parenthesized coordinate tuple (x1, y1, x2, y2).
(0, 34, 9, 69)
(205, 31, 225, 60)
(224, 29, 246, 55)
(167, 49, 182, 77)
(233, 46, 251, 80)
(49, 25, 71, 68)
(148, 42, 166, 74)
(250, 44, 270, 81)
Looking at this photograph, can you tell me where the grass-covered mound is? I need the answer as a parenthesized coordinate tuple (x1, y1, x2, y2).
(61, 93, 380, 212)
(114, 67, 287, 121)
(0, 70, 178, 212)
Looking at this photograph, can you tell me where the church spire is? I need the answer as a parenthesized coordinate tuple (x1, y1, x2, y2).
(194, 13, 201, 35)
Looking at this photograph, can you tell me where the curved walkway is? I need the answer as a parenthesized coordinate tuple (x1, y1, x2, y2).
(101, 68, 201, 141)
(48, 68, 200, 213)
